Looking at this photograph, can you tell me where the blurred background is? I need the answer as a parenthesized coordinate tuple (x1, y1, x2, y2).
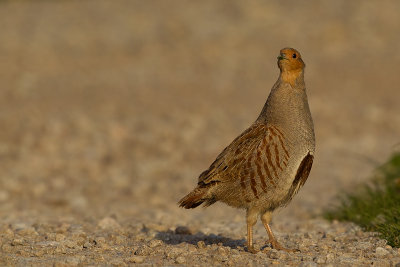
(0, 0, 399, 229)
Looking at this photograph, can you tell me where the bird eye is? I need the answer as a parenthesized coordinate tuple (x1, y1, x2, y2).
(292, 54, 297, 58)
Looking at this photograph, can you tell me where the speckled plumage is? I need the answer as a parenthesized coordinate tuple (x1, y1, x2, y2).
(179, 48, 315, 252)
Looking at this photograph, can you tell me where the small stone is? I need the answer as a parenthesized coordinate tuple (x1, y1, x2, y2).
(127, 256, 144, 263)
(376, 247, 389, 257)
(301, 255, 314, 262)
(175, 226, 192, 235)
(314, 256, 326, 264)
(217, 247, 227, 256)
(11, 238, 24, 246)
(18, 227, 38, 237)
(2, 228, 14, 238)
(36, 241, 60, 247)
(175, 256, 185, 264)
(34, 250, 45, 257)
(166, 247, 183, 259)
(55, 234, 65, 241)
(326, 253, 335, 263)
(16, 249, 30, 257)
(83, 242, 92, 248)
(267, 249, 280, 259)
(188, 245, 197, 252)
(197, 241, 206, 249)
(64, 240, 77, 249)
(94, 236, 106, 245)
(149, 239, 162, 248)
(319, 244, 329, 251)
(135, 245, 150, 256)
(55, 246, 67, 254)
(376, 240, 388, 247)
(98, 217, 120, 230)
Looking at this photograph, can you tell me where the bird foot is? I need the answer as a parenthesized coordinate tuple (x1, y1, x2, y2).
(247, 246, 259, 254)
(265, 240, 299, 253)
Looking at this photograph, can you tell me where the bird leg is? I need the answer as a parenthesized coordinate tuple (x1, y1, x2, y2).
(261, 211, 297, 252)
(246, 209, 258, 253)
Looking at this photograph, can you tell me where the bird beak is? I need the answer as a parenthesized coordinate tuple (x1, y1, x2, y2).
(277, 54, 286, 61)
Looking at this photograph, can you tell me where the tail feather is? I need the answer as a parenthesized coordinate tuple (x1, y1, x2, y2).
(178, 188, 207, 209)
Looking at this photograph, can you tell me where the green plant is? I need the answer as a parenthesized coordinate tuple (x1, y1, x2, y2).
(325, 152, 400, 247)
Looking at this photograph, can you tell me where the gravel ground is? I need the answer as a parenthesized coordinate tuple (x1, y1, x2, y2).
(1, 0, 400, 266)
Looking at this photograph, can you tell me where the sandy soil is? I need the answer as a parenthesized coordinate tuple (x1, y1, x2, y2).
(0, 0, 400, 266)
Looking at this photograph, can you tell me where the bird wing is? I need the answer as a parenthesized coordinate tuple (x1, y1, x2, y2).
(282, 152, 313, 204)
(198, 123, 290, 192)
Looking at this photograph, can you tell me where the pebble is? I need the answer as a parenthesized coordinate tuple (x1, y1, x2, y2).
(326, 253, 335, 263)
(197, 241, 206, 249)
(376, 247, 390, 257)
(135, 245, 151, 256)
(94, 236, 106, 245)
(36, 241, 60, 247)
(64, 240, 77, 249)
(11, 238, 24, 246)
(128, 256, 144, 263)
(175, 256, 186, 264)
(18, 227, 38, 237)
(149, 239, 162, 248)
(2, 228, 14, 238)
(83, 242, 92, 248)
(34, 250, 45, 257)
(55, 234, 66, 242)
(314, 255, 326, 264)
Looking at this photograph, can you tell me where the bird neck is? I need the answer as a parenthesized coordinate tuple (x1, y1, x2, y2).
(257, 70, 309, 128)
(279, 69, 304, 88)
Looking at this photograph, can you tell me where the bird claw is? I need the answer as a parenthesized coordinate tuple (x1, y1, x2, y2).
(265, 240, 299, 253)
(247, 246, 259, 254)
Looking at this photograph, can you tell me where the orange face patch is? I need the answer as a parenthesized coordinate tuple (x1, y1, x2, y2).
(277, 48, 305, 86)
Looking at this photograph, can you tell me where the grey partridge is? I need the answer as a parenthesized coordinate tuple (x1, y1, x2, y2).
(178, 48, 315, 253)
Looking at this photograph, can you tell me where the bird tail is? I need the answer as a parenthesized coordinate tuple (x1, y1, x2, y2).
(178, 187, 209, 209)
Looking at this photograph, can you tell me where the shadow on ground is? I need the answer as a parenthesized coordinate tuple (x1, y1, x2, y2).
(155, 228, 245, 249)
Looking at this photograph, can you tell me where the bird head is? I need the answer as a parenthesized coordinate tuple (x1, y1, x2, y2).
(277, 48, 305, 72)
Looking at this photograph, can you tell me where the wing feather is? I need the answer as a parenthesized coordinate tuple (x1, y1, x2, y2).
(198, 123, 289, 190)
